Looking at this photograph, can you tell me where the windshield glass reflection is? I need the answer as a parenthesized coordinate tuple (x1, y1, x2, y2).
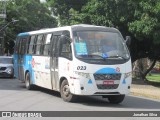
(73, 31, 130, 62)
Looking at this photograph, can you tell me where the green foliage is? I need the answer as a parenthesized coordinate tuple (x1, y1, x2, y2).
(3, 0, 57, 54)
(6, 0, 57, 33)
(80, 0, 135, 36)
(1, 0, 160, 61)
(147, 74, 160, 82)
(129, 0, 159, 41)
(47, 0, 87, 26)
(46, 0, 160, 62)
(128, 0, 160, 60)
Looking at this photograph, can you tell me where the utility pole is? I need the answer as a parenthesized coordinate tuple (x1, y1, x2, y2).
(0, 0, 6, 55)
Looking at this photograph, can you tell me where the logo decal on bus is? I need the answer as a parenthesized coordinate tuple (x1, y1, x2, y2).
(31, 58, 35, 68)
(45, 58, 50, 69)
(88, 79, 92, 84)
(116, 67, 120, 72)
(122, 79, 126, 84)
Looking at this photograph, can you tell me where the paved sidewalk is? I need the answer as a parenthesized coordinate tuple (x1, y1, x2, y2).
(130, 83, 160, 100)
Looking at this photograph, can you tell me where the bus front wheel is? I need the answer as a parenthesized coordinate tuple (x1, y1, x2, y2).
(60, 79, 77, 102)
(107, 95, 125, 104)
(25, 72, 34, 90)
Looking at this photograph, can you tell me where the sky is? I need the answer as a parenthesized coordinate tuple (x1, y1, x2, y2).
(40, 0, 46, 3)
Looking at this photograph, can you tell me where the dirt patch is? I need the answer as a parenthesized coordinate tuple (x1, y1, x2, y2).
(130, 79, 160, 100)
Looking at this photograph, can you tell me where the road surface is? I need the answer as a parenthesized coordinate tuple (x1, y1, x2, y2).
(0, 78, 160, 119)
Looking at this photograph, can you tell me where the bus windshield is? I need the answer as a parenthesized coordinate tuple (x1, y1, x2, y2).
(73, 31, 130, 63)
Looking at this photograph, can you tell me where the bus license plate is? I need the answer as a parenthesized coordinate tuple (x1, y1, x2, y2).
(103, 80, 114, 85)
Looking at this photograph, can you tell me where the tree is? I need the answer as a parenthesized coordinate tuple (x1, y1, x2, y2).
(4, 0, 57, 54)
(2, 0, 159, 80)
(128, 0, 160, 80)
(46, 0, 88, 26)
(6, 0, 57, 32)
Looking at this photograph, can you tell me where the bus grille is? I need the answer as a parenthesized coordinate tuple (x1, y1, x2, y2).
(0, 67, 6, 71)
(93, 73, 121, 89)
(93, 74, 121, 80)
(97, 84, 119, 89)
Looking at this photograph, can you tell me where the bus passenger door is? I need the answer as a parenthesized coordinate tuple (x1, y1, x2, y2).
(50, 35, 60, 90)
(18, 38, 26, 81)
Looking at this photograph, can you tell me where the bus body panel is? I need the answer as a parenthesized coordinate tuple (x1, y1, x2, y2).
(23, 55, 33, 83)
(29, 56, 52, 89)
(14, 54, 34, 83)
(58, 57, 75, 91)
(58, 58, 132, 95)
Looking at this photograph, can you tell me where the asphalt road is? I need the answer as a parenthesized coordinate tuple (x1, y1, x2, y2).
(0, 78, 160, 119)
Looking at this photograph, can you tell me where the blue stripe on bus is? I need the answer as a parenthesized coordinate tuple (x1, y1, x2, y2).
(13, 53, 18, 78)
(23, 55, 35, 84)
(18, 32, 29, 37)
(13, 54, 35, 84)
(95, 68, 119, 74)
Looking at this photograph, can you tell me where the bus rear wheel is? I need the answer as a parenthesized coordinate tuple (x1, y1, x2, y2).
(25, 72, 34, 90)
(60, 79, 77, 102)
(107, 95, 125, 104)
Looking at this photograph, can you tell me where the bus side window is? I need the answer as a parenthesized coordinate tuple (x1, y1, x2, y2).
(26, 36, 31, 54)
(51, 35, 61, 57)
(18, 38, 22, 54)
(43, 34, 52, 56)
(60, 37, 72, 60)
(18, 37, 26, 55)
(29, 36, 36, 54)
(35, 34, 44, 55)
(21, 38, 26, 54)
(15, 37, 20, 54)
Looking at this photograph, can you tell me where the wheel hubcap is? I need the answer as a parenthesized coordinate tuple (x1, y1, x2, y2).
(63, 85, 70, 96)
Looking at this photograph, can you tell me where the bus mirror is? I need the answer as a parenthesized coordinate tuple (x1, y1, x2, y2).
(62, 30, 70, 38)
(61, 35, 71, 44)
(125, 36, 131, 46)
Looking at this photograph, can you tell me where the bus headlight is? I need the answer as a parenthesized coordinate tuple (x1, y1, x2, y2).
(124, 72, 132, 79)
(75, 72, 91, 79)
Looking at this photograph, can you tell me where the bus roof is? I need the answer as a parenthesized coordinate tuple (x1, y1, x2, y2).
(17, 24, 119, 37)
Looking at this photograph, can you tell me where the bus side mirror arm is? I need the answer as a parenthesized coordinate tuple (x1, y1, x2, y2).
(125, 36, 131, 46)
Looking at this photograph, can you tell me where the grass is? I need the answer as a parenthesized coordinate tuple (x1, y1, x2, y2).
(146, 74, 160, 83)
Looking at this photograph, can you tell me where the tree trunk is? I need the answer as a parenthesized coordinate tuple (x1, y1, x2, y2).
(132, 58, 156, 81)
(132, 60, 141, 79)
(136, 58, 147, 80)
(141, 59, 157, 81)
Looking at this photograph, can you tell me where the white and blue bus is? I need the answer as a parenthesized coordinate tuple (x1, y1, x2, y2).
(14, 24, 132, 103)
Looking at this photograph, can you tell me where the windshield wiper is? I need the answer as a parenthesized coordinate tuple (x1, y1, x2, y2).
(108, 55, 127, 60)
(90, 54, 110, 61)
(89, 54, 104, 59)
(77, 54, 107, 60)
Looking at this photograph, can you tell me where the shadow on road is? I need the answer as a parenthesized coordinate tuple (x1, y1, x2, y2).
(1, 78, 160, 110)
(36, 86, 160, 110)
(70, 95, 160, 110)
(0, 78, 26, 90)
